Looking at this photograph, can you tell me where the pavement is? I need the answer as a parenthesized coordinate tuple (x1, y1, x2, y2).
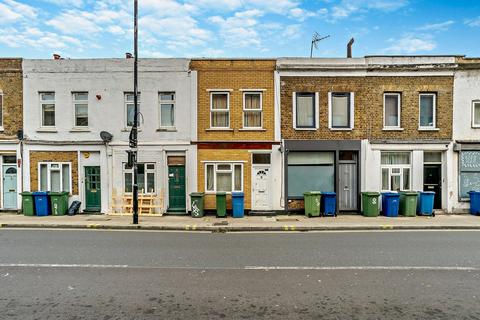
(0, 212, 480, 231)
(1, 230, 480, 319)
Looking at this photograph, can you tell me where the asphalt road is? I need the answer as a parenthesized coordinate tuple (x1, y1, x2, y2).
(1, 229, 479, 319)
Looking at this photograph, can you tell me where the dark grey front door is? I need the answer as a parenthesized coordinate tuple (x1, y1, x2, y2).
(339, 162, 357, 211)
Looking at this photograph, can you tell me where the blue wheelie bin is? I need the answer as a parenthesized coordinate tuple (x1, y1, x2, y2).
(417, 191, 435, 216)
(468, 191, 480, 215)
(33, 191, 50, 216)
(381, 192, 400, 217)
(321, 192, 337, 217)
(232, 192, 245, 218)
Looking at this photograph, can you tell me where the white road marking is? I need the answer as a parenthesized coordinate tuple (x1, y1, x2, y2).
(244, 266, 479, 271)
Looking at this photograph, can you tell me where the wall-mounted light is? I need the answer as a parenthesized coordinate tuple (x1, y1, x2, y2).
(96, 94, 102, 101)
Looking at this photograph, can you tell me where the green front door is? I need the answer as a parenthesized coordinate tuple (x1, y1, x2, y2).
(168, 165, 186, 213)
(85, 166, 101, 212)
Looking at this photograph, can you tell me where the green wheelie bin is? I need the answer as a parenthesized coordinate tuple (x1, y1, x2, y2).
(20, 192, 35, 216)
(304, 191, 321, 217)
(399, 191, 418, 217)
(48, 191, 69, 216)
(216, 192, 227, 218)
(362, 192, 380, 217)
(190, 192, 205, 218)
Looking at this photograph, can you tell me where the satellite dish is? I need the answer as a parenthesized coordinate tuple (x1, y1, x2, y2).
(100, 131, 113, 143)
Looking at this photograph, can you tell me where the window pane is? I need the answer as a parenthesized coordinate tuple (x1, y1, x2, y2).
(403, 168, 410, 190)
(40, 164, 48, 191)
(51, 170, 61, 192)
(206, 165, 214, 191)
(62, 164, 70, 192)
(160, 92, 175, 101)
(474, 102, 480, 126)
(296, 93, 314, 127)
(138, 172, 145, 193)
(332, 93, 349, 127)
(217, 164, 231, 171)
(384, 94, 399, 127)
(160, 104, 174, 127)
(212, 94, 228, 110)
(216, 172, 232, 192)
(420, 95, 434, 127)
(124, 172, 132, 193)
(146, 164, 155, 170)
(147, 172, 155, 193)
(127, 103, 135, 126)
(244, 111, 261, 127)
(424, 152, 442, 163)
(288, 165, 334, 197)
(288, 152, 334, 165)
(42, 104, 55, 126)
(41, 92, 55, 101)
(234, 165, 242, 191)
(211, 111, 229, 127)
(75, 104, 88, 126)
(381, 152, 410, 165)
(245, 93, 261, 109)
(382, 168, 389, 190)
(391, 175, 401, 192)
(252, 154, 271, 164)
(74, 92, 88, 101)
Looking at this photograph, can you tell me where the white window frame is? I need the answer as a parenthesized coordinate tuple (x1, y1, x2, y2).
(123, 162, 156, 194)
(383, 93, 401, 129)
(0, 91, 4, 129)
(205, 162, 243, 193)
(210, 92, 230, 129)
(72, 92, 89, 128)
(159, 91, 176, 129)
(418, 93, 437, 130)
(40, 92, 55, 128)
(38, 162, 72, 193)
(472, 100, 480, 128)
(242, 91, 263, 129)
(125, 92, 140, 128)
(292, 92, 319, 130)
(328, 92, 355, 130)
(380, 152, 412, 192)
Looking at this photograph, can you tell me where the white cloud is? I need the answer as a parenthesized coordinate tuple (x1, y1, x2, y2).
(281, 24, 302, 39)
(0, 0, 37, 24)
(42, 0, 84, 7)
(331, 0, 408, 20)
(417, 20, 454, 32)
(47, 10, 101, 35)
(383, 35, 436, 54)
(465, 16, 480, 27)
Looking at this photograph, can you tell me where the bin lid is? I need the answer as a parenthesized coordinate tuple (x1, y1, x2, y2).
(232, 192, 244, 197)
(190, 192, 204, 196)
(420, 191, 435, 195)
(48, 191, 69, 196)
(216, 192, 227, 195)
(321, 192, 336, 196)
(32, 191, 48, 196)
(382, 192, 400, 197)
(400, 191, 418, 196)
(468, 191, 480, 194)
(20, 192, 34, 196)
(362, 192, 380, 196)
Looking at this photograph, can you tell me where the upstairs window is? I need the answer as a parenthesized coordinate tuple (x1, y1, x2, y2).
(472, 101, 480, 128)
(125, 93, 140, 127)
(243, 92, 262, 128)
(73, 92, 88, 127)
(210, 92, 229, 128)
(40, 92, 55, 127)
(329, 92, 354, 129)
(294, 93, 316, 129)
(384, 93, 401, 128)
(159, 92, 175, 128)
(419, 93, 436, 129)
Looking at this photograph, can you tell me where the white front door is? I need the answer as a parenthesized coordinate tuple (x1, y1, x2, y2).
(252, 166, 270, 210)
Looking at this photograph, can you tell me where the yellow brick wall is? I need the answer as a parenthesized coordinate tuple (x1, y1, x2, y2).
(197, 149, 251, 210)
(190, 59, 276, 142)
(30, 151, 79, 195)
(0, 58, 23, 139)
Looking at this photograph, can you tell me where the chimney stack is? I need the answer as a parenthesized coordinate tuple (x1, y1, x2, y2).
(53, 53, 61, 60)
(126, 52, 133, 59)
(347, 38, 354, 58)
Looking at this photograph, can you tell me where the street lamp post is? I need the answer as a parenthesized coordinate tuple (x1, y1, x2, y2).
(130, 0, 139, 224)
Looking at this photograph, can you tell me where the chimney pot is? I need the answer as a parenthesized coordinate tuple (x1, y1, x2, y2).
(53, 54, 61, 60)
(347, 38, 354, 58)
(126, 53, 133, 59)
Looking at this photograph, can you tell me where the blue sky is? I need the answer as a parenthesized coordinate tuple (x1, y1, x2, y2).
(0, 0, 479, 58)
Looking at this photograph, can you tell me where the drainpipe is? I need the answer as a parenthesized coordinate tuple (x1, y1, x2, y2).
(347, 38, 354, 58)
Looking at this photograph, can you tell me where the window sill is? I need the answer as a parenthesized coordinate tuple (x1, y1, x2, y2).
(37, 128, 58, 133)
(239, 128, 266, 131)
(418, 127, 440, 131)
(471, 126, 480, 129)
(121, 128, 142, 132)
(70, 127, 91, 132)
(383, 127, 404, 131)
(206, 128, 234, 132)
(157, 127, 177, 132)
(294, 127, 318, 131)
(329, 128, 353, 131)
(204, 191, 241, 195)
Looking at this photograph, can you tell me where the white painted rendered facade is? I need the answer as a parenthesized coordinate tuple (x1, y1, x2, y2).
(22, 59, 197, 213)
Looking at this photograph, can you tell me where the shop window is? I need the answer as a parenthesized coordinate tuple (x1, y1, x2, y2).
(472, 101, 480, 128)
(243, 92, 262, 128)
(39, 162, 71, 193)
(123, 163, 155, 194)
(210, 92, 229, 128)
(459, 151, 480, 199)
(381, 152, 411, 191)
(205, 163, 243, 192)
(287, 152, 335, 198)
(384, 93, 401, 128)
(419, 93, 436, 129)
(329, 92, 354, 129)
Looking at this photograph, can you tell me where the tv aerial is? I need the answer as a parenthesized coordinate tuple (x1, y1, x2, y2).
(310, 32, 330, 58)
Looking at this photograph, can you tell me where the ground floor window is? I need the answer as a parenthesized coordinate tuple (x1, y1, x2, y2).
(287, 152, 335, 198)
(39, 162, 71, 192)
(123, 163, 156, 194)
(381, 152, 411, 191)
(205, 163, 243, 192)
(459, 151, 480, 199)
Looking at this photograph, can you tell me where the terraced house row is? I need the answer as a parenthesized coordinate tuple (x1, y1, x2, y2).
(0, 55, 479, 215)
